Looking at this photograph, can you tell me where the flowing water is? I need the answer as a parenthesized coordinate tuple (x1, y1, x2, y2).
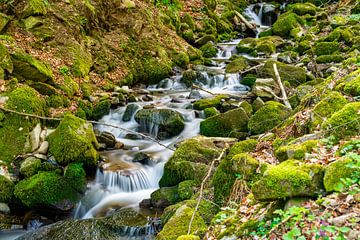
(1, 3, 276, 240)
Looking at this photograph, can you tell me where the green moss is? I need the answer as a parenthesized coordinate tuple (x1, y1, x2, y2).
(20, 157, 42, 178)
(178, 180, 196, 201)
(272, 12, 303, 38)
(241, 74, 257, 87)
(176, 235, 200, 240)
(248, 101, 291, 134)
(203, 107, 219, 118)
(31, 82, 57, 96)
(11, 51, 54, 83)
(309, 91, 348, 130)
(193, 94, 228, 110)
(213, 153, 259, 204)
(181, 70, 198, 88)
(314, 42, 339, 56)
(92, 99, 111, 121)
(323, 156, 359, 192)
(256, 40, 276, 55)
(275, 140, 318, 162)
(59, 75, 79, 97)
(0, 13, 11, 33)
(67, 44, 92, 78)
(151, 186, 179, 206)
(316, 54, 344, 64)
(173, 52, 190, 68)
(0, 42, 13, 73)
(227, 139, 258, 160)
(0, 175, 14, 203)
(47, 94, 70, 108)
(47, 114, 99, 167)
(336, 69, 360, 97)
(0, 86, 46, 164)
(23, 0, 49, 17)
(14, 171, 81, 208)
(298, 40, 311, 54)
(182, 13, 195, 31)
(321, 102, 360, 138)
(200, 107, 249, 137)
(259, 60, 306, 86)
(239, 101, 253, 117)
(289, 3, 317, 16)
(64, 163, 87, 193)
(252, 160, 324, 201)
(225, 56, 248, 73)
(159, 138, 222, 187)
(199, 42, 217, 58)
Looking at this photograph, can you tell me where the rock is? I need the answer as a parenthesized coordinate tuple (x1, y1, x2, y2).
(203, 107, 219, 118)
(322, 102, 360, 138)
(122, 103, 141, 122)
(199, 42, 218, 58)
(177, 235, 200, 240)
(188, 90, 202, 99)
(252, 160, 324, 201)
(0, 202, 10, 214)
(248, 101, 291, 134)
(324, 156, 359, 192)
(150, 186, 179, 208)
(47, 114, 99, 167)
(114, 141, 124, 149)
(36, 141, 49, 154)
(0, 96, 9, 105)
(348, 230, 360, 240)
(0, 13, 11, 32)
(178, 180, 196, 201)
(200, 107, 249, 137)
(139, 198, 152, 208)
(251, 78, 278, 99)
(29, 123, 42, 152)
(335, 69, 360, 97)
(275, 140, 318, 162)
(128, 94, 138, 102)
(31, 82, 57, 96)
(0, 175, 14, 203)
(193, 94, 228, 110)
(284, 198, 309, 210)
(195, 34, 216, 46)
(92, 99, 111, 121)
(132, 152, 151, 165)
(20, 156, 42, 178)
(95, 131, 116, 149)
(252, 97, 265, 112)
(272, 12, 303, 38)
(330, 213, 358, 227)
(135, 109, 185, 140)
(225, 56, 248, 73)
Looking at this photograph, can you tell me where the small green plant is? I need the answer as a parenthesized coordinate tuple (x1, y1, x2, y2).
(59, 66, 70, 76)
(338, 153, 360, 194)
(321, 135, 338, 150)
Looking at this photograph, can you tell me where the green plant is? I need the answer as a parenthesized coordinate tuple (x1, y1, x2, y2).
(59, 66, 70, 76)
(337, 153, 360, 194)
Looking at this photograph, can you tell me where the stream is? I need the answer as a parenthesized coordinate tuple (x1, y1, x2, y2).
(1, 3, 274, 240)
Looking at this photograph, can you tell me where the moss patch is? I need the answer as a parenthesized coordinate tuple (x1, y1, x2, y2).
(0, 175, 14, 203)
(275, 140, 318, 162)
(193, 94, 228, 110)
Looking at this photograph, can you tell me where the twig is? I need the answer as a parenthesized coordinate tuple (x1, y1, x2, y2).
(191, 84, 216, 95)
(273, 63, 292, 110)
(0, 106, 175, 151)
(187, 145, 228, 235)
(239, 64, 264, 75)
(234, 10, 257, 31)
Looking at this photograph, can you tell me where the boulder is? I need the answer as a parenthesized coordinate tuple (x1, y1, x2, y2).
(20, 156, 42, 178)
(193, 94, 228, 110)
(272, 12, 303, 38)
(29, 123, 42, 152)
(248, 101, 291, 134)
(48, 114, 99, 167)
(95, 131, 116, 149)
(275, 140, 318, 162)
(290, 3, 317, 16)
(135, 109, 185, 140)
(178, 180, 196, 201)
(150, 186, 179, 208)
(200, 107, 249, 137)
(0, 13, 11, 33)
(92, 99, 111, 121)
(252, 160, 324, 201)
(0, 42, 13, 74)
(251, 78, 278, 99)
(0, 175, 14, 203)
(225, 56, 248, 73)
(335, 69, 360, 97)
(199, 42, 218, 58)
(122, 103, 141, 122)
(203, 107, 219, 118)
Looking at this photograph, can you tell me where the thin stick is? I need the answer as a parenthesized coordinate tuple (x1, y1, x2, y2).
(239, 64, 264, 75)
(192, 84, 216, 95)
(273, 63, 292, 110)
(0, 106, 175, 151)
(187, 145, 228, 235)
(234, 11, 256, 31)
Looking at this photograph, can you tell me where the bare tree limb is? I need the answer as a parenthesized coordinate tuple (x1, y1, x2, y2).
(234, 11, 257, 31)
(273, 63, 292, 110)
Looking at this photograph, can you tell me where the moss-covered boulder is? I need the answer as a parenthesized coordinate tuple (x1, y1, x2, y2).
(150, 186, 180, 208)
(11, 52, 54, 83)
(335, 69, 360, 97)
(92, 99, 111, 121)
(259, 60, 307, 86)
(178, 180, 196, 201)
(0, 175, 14, 203)
(275, 140, 318, 162)
(316, 54, 343, 64)
(252, 160, 324, 201)
(324, 156, 359, 192)
(0, 13, 11, 33)
(48, 114, 99, 167)
(177, 235, 200, 240)
(272, 12, 303, 38)
(199, 42, 217, 58)
(122, 103, 141, 122)
(225, 56, 248, 73)
(20, 156, 42, 178)
(159, 137, 224, 187)
(204, 107, 219, 118)
(200, 107, 249, 137)
(64, 163, 87, 193)
(321, 102, 360, 138)
(0, 42, 13, 74)
(310, 91, 348, 129)
(135, 109, 185, 140)
(314, 42, 339, 56)
(14, 171, 84, 209)
(213, 153, 259, 204)
(193, 94, 228, 110)
(0, 86, 46, 164)
(289, 3, 317, 16)
(248, 101, 291, 134)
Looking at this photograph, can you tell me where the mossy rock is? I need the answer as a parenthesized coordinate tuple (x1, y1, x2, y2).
(316, 54, 344, 64)
(92, 99, 111, 121)
(204, 107, 219, 118)
(241, 74, 257, 87)
(173, 52, 190, 69)
(65, 43, 92, 78)
(252, 160, 324, 201)
(0, 13, 11, 33)
(0, 86, 46, 163)
(227, 139, 258, 160)
(275, 140, 318, 162)
(259, 60, 306, 86)
(225, 56, 248, 73)
(181, 70, 198, 88)
(20, 157, 42, 178)
(64, 163, 87, 193)
(200, 107, 249, 137)
(321, 102, 360, 138)
(314, 42, 339, 56)
(47, 94, 70, 109)
(256, 40, 276, 56)
(193, 94, 228, 110)
(20, 0, 49, 18)
(335, 69, 360, 97)
(122, 103, 141, 122)
(47, 114, 99, 167)
(14, 171, 83, 208)
(213, 153, 259, 204)
(159, 137, 222, 187)
(0, 42, 13, 73)
(176, 235, 200, 240)
(272, 12, 303, 38)
(31, 82, 57, 96)
(248, 101, 291, 134)
(11, 52, 54, 83)
(310, 91, 348, 130)
(324, 156, 359, 192)
(135, 109, 185, 140)
(178, 180, 197, 201)
(151, 186, 180, 208)
(195, 34, 216, 46)
(59, 75, 79, 97)
(0, 175, 14, 203)
(199, 42, 218, 58)
(289, 3, 317, 16)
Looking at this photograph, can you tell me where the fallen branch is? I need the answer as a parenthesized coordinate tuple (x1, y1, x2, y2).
(234, 10, 257, 31)
(191, 84, 216, 96)
(239, 64, 264, 75)
(187, 145, 228, 235)
(0, 106, 175, 151)
(273, 63, 292, 110)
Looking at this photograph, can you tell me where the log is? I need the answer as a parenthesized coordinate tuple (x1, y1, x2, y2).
(234, 10, 257, 31)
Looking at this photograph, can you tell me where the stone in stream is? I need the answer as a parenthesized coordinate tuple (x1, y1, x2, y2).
(134, 109, 185, 140)
(122, 103, 141, 122)
(95, 131, 117, 149)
